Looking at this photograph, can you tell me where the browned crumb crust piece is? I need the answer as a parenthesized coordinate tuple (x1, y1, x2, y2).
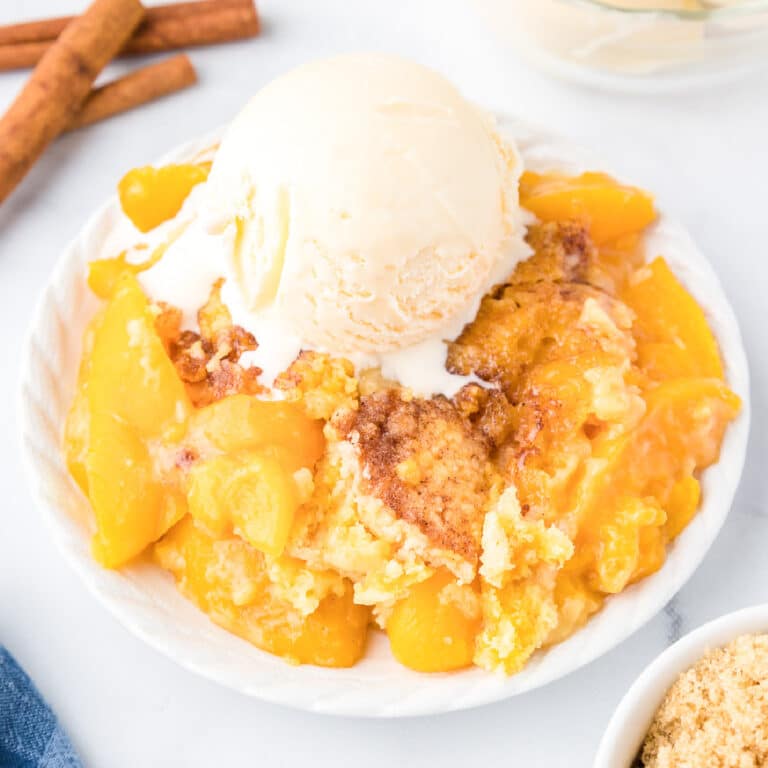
(155, 279, 265, 407)
(336, 390, 499, 562)
(447, 220, 628, 396)
(447, 280, 625, 394)
(509, 219, 595, 286)
(641, 634, 768, 768)
(452, 384, 516, 450)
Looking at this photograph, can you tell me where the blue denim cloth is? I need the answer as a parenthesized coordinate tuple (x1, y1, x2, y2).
(0, 648, 82, 768)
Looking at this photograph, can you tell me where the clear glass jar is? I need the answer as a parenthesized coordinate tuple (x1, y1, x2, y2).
(475, 0, 768, 90)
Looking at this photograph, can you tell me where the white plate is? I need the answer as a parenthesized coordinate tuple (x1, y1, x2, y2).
(595, 603, 768, 767)
(18, 119, 750, 717)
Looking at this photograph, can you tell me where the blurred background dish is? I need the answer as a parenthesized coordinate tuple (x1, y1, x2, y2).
(474, 0, 768, 90)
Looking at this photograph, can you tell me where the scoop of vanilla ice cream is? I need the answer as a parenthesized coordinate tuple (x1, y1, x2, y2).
(206, 54, 524, 357)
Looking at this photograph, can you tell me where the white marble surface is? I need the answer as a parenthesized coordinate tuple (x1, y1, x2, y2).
(0, 1, 766, 766)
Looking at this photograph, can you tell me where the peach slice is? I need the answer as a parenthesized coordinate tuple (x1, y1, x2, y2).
(118, 163, 210, 233)
(156, 516, 370, 667)
(87, 248, 164, 300)
(623, 257, 723, 379)
(387, 571, 480, 672)
(88, 415, 187, 567)
(76, 272, 191, 567)
(520, 171, 656, 244)
(187, 451, 300, 558)
(583, 377, 739, 592)
(664, 475, 701, 541)
(188, 393, 325, 473)
(64, 321, 96, 495)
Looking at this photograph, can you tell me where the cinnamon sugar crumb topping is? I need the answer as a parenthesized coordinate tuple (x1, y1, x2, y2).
(340, 389, 496, 562)
(156, 280, 264, 407)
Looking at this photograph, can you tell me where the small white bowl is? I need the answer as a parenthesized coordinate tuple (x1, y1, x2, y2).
(18, 119, 750, 716)
(595, 604, 768, 767)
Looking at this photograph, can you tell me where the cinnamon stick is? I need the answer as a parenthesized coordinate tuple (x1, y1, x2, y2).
(122, 1, 260, 54)
(0, 0, 145, 204)
(0, 0, 259, 71)
(0, 0, 241, 45)
(69, 54, 198, 131)
(0, 42, 49, 72)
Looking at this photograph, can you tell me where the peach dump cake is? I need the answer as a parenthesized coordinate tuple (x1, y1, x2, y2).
(63, 56, 739, 674)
